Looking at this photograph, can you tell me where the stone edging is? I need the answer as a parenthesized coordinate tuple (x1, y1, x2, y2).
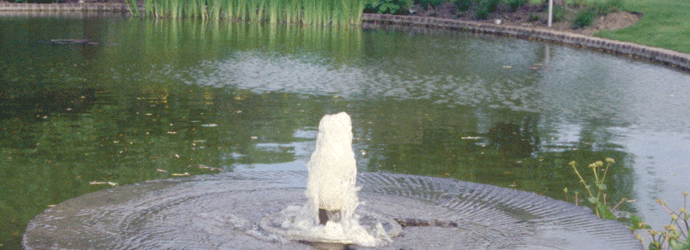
(361, 13, 690, 71)
(0, 4, 688, 71)
(0, 3, 131, 12)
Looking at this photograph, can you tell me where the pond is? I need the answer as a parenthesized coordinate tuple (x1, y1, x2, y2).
(1, 13, 690, 248)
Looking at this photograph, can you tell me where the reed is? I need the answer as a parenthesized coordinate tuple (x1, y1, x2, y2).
(126, 0, 367, 26)
(255, 0, 266, 22)
(185, 0, 197, 18)
(222, 0, 233, 20)
(247, 0, 257, 21)
(152, 0, 161, 17)
(267, 0, 279, 24)
(143, 0, 153, 17)
(169, 0, 181, 18)
(209, 0, 222, 20)
(235, 0, 248, 21)
(284, 0, 299, 24)
(126, 0, 140, 16)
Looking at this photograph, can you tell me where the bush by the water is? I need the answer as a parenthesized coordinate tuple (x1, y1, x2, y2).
(453, 0, 524, 19)
(479, 0, 502, 12)
(507, 0, 526, 12)
(593, 0, 624, 15)
(364, 0, 627, 28)
(570, 0, 626, 29)
(472, 0, 502, 19)
(418, 0, 447, 9)
(365, 0, 413, 14)
(572, 8, 596, 29)
(454, 0, 472, 11)
(551, 5, 567, 22)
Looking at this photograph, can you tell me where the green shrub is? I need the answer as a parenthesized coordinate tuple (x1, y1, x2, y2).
(572, 8, 597, 29)
(551, 5, 567, 22)
(473, 0, 502, 19)
(454, 0, 473, 11)
(592, 1, 609, 15)
(473, 4, 490, 19)
(474, 8, 490, 19)
(592, 0, 624, 15)
(543, 5, 567, 22)
(508, 0, 526, 12)
(365, 0, 414, 14)
(482, 0, 502, 13)
(608, 0, 624, 9)
(419, 0, 448, 9)
(452, 0, 509, 19)
(571, 0, 587, 7)
(528, 13, 541, 21)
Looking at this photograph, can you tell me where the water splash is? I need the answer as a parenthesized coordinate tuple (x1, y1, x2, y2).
(265, 112, 391, 247)
(306, 112, 359, 224)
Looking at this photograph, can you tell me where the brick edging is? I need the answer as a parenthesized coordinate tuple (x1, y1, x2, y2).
(361, 13, 690, 71)
(0, 3, 133, 12)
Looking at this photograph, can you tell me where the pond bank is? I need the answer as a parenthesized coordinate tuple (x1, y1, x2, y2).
(1, 2, 687, 71)
(360, 13, 690, 72)
(0, 2, 690, 71)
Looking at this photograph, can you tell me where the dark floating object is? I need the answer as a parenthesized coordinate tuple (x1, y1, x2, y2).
(48, 39, 98, 45)
(23, 171, 642, 249)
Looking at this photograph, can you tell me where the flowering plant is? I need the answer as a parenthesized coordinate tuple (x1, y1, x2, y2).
(629, 193, 689, 250)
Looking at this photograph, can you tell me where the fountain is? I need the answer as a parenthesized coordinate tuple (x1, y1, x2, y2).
(23, 113, 642, 249)
(259, 112, 399, 247)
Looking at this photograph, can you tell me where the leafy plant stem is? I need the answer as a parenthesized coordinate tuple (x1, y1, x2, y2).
(569, 161, 595, 198)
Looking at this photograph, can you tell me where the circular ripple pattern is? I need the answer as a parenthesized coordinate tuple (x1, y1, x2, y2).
(23, 171, 642, 249)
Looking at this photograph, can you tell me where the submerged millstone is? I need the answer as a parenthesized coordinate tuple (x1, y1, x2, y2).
(23, 171, 642, 249)
(259, 206, 400, 246)
(22, 112, 643, 249)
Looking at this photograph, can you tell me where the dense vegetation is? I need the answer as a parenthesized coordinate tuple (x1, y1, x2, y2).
(125, 0, 368, 26)
(6, 0, 690, 54)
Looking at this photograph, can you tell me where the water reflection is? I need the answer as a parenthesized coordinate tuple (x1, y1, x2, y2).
(487, 118, 540, 158)
(1, 16, 690, 249)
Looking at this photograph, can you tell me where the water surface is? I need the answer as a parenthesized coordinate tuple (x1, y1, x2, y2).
(1, 14, 689, 248)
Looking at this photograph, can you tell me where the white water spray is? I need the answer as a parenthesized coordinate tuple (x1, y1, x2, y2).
(266, 112, 390, 247)
(306, 112, 358, 225)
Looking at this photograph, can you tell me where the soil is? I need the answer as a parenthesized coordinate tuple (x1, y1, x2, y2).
(411, 2, 641, 36)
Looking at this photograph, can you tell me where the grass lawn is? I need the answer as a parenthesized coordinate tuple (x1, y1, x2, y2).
(594, 0, 690, 54)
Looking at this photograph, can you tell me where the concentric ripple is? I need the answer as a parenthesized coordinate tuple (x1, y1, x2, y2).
(24, 171, 642, 249)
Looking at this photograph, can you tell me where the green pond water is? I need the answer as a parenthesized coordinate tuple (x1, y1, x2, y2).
(1, 13, 690, 248)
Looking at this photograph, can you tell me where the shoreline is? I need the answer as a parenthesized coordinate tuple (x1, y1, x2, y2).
(361, 13, 690, 72)
(1, 3, 688, 71)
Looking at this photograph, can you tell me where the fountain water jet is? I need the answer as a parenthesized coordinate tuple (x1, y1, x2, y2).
(307, 112, 358, 226)
(259, 112, 397, 247)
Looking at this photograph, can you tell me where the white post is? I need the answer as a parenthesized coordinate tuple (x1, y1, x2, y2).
(548, 0, 553, 27)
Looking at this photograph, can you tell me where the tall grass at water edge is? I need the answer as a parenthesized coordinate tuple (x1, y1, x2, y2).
(126, 0, 367, 26)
